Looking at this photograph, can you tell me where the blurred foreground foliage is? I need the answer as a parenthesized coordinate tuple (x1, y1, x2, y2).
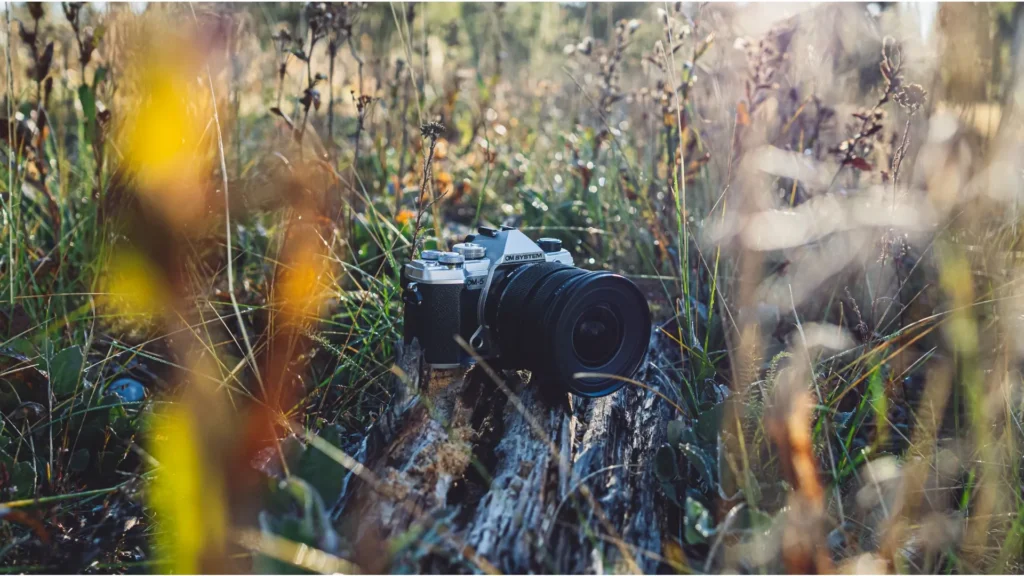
(0, 2, 1023, 574)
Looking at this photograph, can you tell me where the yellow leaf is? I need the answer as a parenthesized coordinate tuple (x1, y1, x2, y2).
(120, 34, 209, 228)
(149, 405, 227, 574)
(279, 234, 334, 320)
(663, 537, 689, 571)
(99, 249, 169, 321)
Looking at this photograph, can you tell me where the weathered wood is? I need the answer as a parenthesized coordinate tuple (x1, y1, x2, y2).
(337, 331, 677, 574)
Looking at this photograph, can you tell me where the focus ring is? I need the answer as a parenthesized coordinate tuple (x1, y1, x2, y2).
(493, 262, 573, 363)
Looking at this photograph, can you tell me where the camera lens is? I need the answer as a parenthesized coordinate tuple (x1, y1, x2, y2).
(572, 304, 621, 366)
(488, 262, 650, 397)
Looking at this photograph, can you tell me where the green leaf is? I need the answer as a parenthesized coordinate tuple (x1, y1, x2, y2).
(5, 337, 35, 357)
(93, 66, 108, 89)
(667, 419, 686, 448)
(258, 477, 339, 574)
(678, 442, 716, 490)
(654, 444, 680, 482)
(109, 404, 134, 436)
(695, 402, 724, 444)
(476, 72, 490, 102)
(7, 460, 36, 499)
(49, 346, 84, 397)
(868, 365, 888, 448)
(78, 84, 97, 143)
(660, 481, 683, 508)
(745, 507, 774, 533)
(678, 425, 699, 447)
(40, 338, 54, 360)
(296, 425, 348, 506)
(684, 496, 713, 544)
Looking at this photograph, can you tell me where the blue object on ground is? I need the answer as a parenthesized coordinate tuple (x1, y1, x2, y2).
(107, 378, 145, 402)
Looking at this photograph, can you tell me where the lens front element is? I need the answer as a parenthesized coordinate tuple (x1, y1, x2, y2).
(572, 304, 622, 367)
(490, 262, 650, 397)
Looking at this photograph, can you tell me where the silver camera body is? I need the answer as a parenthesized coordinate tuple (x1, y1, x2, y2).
(402, 224, 650, 397)
(402, 225, 571, 367)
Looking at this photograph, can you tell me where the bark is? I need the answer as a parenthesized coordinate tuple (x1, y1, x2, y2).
(335, 331, 677, 574)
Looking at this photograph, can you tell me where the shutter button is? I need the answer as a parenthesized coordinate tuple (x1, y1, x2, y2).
(438, 252, 465, 266)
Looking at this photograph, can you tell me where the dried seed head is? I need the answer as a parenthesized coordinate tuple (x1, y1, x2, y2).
(28, 2, 44, 21)
(355, 94, 373, 114)
(420, 121, 445, 140)
(273, 27, 292, 46)
(894, 83, 927, 112)
(63, 2, 83, 26)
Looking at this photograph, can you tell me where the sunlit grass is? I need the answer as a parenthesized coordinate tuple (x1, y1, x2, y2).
(0, 2, 1023, 574)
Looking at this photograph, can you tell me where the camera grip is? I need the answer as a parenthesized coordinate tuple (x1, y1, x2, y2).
(413, 282, 463, 366)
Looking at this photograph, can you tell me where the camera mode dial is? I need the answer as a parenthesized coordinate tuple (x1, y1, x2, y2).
(453, 242, 486, 260)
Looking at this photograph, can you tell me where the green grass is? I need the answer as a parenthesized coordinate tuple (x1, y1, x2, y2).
(2, 2, 1024, 574)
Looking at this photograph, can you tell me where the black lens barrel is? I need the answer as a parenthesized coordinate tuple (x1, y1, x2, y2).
(488, 262, 650, 397)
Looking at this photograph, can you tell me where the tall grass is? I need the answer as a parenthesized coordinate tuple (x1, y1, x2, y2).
(0, 2, 1022, 574)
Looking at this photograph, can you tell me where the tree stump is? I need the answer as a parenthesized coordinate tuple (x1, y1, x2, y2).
(336, 331, 677, 574)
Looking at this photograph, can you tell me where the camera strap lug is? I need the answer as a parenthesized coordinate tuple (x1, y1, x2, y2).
(402, 282, 422, 306)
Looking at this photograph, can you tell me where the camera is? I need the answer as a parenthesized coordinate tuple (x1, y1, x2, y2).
(402, 225, 651, 397)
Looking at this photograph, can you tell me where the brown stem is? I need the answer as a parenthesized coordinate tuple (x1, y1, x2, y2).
(395, 72, 411, 211)
(348, 34, 364, 163)
(276, 63, 285, 109)
(409, 138, 438, 257)
(327, 43, 337, 155)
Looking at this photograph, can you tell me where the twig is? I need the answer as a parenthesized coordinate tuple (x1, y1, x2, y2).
(1, 481, 129, 508)
(891, 117, 913, 208)
(388, 2, 424, 125)
(348, 33, 364, 155)
(789, 284, 845, 527)
(4, 2, 14, 305)
(397, 64, 411, 181)
(409, 122, 443, 257)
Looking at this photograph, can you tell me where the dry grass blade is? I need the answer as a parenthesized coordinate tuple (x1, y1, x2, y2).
(2, 3, 1023, 574)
